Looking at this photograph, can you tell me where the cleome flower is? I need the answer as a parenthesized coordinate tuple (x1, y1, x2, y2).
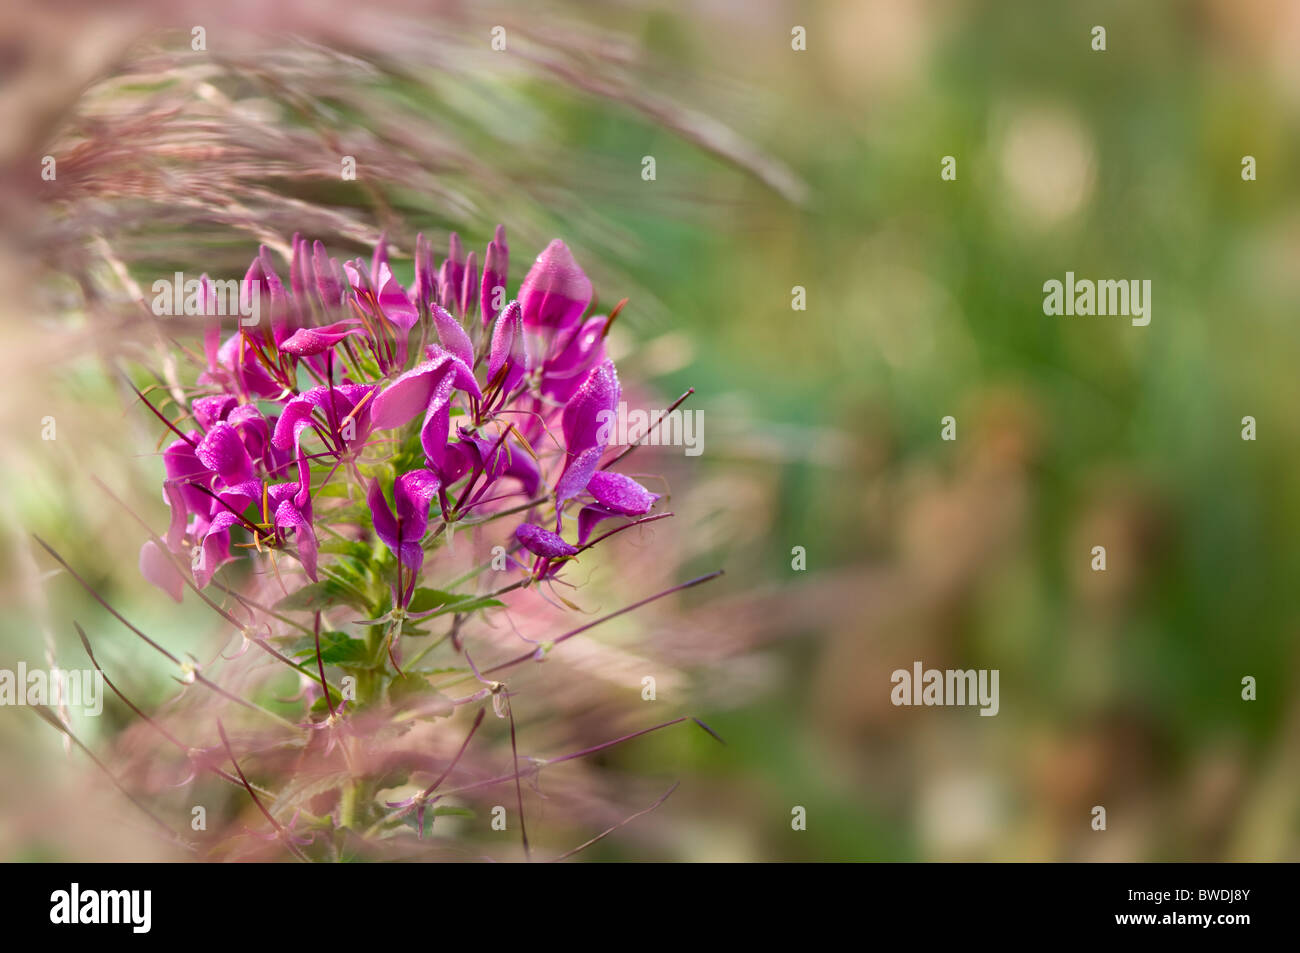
(62, 224, 727, 861)
(140, 227, 663, 630)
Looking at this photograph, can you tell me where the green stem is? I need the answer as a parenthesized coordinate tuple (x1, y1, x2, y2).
(339, 780, 359, 831)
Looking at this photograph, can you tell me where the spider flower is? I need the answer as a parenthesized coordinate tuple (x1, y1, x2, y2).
(140, 228, 665, 634)
(100, 222, 724, 863)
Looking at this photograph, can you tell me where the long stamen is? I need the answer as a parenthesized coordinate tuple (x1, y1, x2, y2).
(75, 622, 186, 749)
(404, 707, 486, 838)
(577, 511, 675, 554)
(365, 713, 708, 838)
(126, 376, 198, 448)
(483, 570, 724, 675)
(75, 621, 266, 792)
(601, 387, 695, 470)
(506, 695, 530, 862)
(29, 705, 195, 853)
(216, 719, 310, 862)
(313, 611, 335, 720)
(550, 781, 678, 863)
(34, 535, 180, 665)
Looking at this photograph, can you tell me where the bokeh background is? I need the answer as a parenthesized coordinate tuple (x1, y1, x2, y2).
(2, 0, 1299, 861)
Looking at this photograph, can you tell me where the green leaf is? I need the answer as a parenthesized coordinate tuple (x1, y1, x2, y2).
(402, 588, 504, 619)
(291, 631, 369, 664)
(431, 806, 474, 818)
(274, 579, 369, 613)
(407, 587, 454, 613)
(318, 538, 374, 561)
(397, 805, 474, 832)
(323, 501, 372, 525)
(356, 460, 397, 483)
(436, 594, 506, 616)
(388, 674, 453, 719)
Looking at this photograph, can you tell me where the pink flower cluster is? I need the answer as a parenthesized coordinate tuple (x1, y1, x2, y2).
(139, 227, 661, 614)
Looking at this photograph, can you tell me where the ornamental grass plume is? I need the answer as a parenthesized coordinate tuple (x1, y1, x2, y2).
(35, 227, 721, 861)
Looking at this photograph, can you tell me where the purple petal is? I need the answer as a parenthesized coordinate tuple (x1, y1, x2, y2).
(369, 364, 438, 430)
(488, 301, 529, 395)
(460, 249, 478, 320)
(542, 316, 607, 403)
(194, 513, 238, 588)
(163, 437, 210, 535)
(217, 478, 262, 514)
(518, 239, 591, 334)
(577, 504, 618, 544)
(344, 259, 373, 298)
(456, 429, 541, 501)
(444, 232, 466, 309)
(274, 499, 318, 581)
(586, 470, 658, 516)
(202, 294, 221, 368)
(211, 333, 282, 399)
(554, 446, 604, 505)
(368, 479, 399, 549)
(227, 404, 271, 465)
(247, 247, 292, 344)
(367, 475, 433, 571)
(429, 303, 474, 368)
(312, 241, 344, 312)
(437, 258, 456, 312)
(370, 352, 480, 431)
(515, 523, 579, 559)
(502, 440, 541, 498)
(140, 541, 184, 603)
(160, 481, 190, 551)
(272, 395, 317, 452)
(192, 395, 236, 430)
(414, 233, 438, 307)
(418, 367, 463, 471)
(562, 359, 620, 453)
(481, 225, 508, 326)
(195, 421, 254, 486)
(279, 320, 364, 357)
(370, 231, 391, 289)
(555, 360, 620, 503)
(290, 234, 309, 298)
(395, 468, 441, 528)
(375, 262, 418, 331)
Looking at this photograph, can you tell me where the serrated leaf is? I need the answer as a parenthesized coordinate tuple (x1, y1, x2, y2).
(291, 630, 369, 664)
(396, 805, 474, 833)
(388, 674, 453, 719)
